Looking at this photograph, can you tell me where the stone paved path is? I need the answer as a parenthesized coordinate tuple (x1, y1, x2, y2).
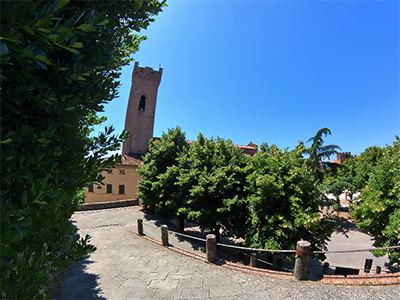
(59, 207, 400, 300)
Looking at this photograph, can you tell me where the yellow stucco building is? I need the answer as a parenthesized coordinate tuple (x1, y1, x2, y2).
(84, 155, 143, 203)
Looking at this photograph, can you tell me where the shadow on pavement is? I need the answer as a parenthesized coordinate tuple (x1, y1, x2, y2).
(334, 214, 363, 238)
(59, 256, 105, 300)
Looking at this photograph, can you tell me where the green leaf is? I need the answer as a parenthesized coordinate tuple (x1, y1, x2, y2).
(0, 36, 21, 43)
(0, 41, 8, 55)
(0, 138, 12, 144)
(35, 60, 47, 69)
(47, 34, 59, 41)
(56, 0, 70, 10)
(23, 25, 35, 35)
(21, 48, 34, 58)
(71, 42, 83, 48)
(1, 244, 18, 257)
(34, 55, 52, 65)
(33, 200, 47, 205)
(40, 174, 51, 191)
(76, 24, 95, 32)
(96, 19, 109, 26)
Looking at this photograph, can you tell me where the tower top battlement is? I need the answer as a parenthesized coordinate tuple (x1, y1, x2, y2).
(133, 61, 163, 81)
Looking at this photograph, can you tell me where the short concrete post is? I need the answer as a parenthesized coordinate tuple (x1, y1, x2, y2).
(293, 240, 311, 281)
(376, 266, 381, 275)
(161, 225, 168, 247)
(137, 219, 143, 235)
(323, 262, 330, 275)
(250, 253, 257, 267)
(206, 234, 216, 263)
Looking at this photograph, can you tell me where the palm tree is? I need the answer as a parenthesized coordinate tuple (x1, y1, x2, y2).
(306, 128, 341, 183)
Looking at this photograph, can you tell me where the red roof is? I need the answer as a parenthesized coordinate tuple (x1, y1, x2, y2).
(102, 155, 143, 166)
(119, 155, 144, 166)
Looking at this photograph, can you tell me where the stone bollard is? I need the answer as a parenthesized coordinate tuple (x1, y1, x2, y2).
(206, 234, 216, 263)
(323, 262, 330, 275)
(137, 219, 143, 235)
(161, 225, 168, 247)
(376, 266, 381, 275)
(293, 240, 311, 281)
(250, 253, 257, 267)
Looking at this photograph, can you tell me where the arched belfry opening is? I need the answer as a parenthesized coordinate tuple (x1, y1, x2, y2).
(138, 95, 146, 111)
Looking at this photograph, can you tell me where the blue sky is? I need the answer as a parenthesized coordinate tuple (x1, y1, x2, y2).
(97, 0, 399, 157)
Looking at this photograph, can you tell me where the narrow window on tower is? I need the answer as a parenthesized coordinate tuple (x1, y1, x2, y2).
(138, 95, 146, 111)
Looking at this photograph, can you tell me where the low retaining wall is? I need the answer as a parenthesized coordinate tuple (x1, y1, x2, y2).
(78, 199, 139, 211)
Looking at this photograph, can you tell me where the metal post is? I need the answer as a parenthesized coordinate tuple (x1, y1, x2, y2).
(277, 258, 282, 271)
(161, 225, 168, 247)
(206, 234, 216, 263)
(293, 240, 311, 281)
(137, 219, 143, 235)
(364, 259, 373, 273)
(250, 253, 257, 267)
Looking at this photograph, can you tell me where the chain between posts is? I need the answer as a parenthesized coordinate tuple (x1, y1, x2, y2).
(139, 221, 400, 256)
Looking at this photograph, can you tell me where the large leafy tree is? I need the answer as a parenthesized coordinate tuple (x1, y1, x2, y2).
(305, 127, 341, 183)
(137, 126, 189, 222)
(0, 0, 165, 298)
(177, 134, 251, 241)
(351, 137, 400, 265)
(246, 143, 336, 257)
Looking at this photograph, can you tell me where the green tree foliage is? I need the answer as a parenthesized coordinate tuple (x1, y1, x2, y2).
(351, 137, 400, 265)
(305, 128, 341, 183)
(137, 127, 189, 218)
(246, 143, 336, 256)
(354, 146, 383, 191)
(0, 0, 165, 298)
(177, 134, 251, 241)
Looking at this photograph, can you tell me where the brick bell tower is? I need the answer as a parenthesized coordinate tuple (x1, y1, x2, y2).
(122, 62, 163, 158)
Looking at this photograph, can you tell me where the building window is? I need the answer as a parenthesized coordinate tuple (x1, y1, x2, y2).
(97, 185, 102, 189)
(106, 169, 113, 174)
(119, 185, 125, 195)
(138, 95, 146, 111)
(107, 184, 112, 194)
(119, 169, 125, 175)
(88, 183, 94, 193)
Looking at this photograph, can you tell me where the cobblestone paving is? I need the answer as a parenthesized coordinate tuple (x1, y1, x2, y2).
(59, 207, 400, 300)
